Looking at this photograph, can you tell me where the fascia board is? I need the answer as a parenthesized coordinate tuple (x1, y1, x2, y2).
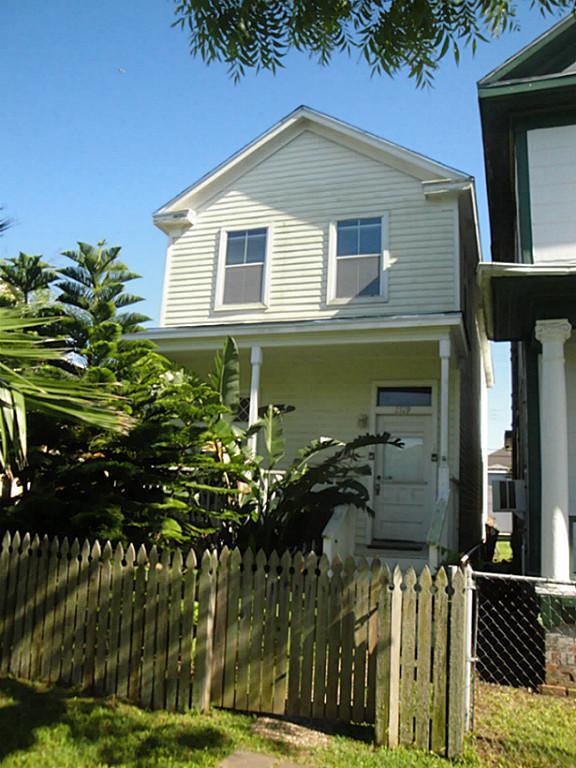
(478, 14, 575, 87)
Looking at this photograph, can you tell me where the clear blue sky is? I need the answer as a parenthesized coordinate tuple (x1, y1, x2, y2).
(1, 2, 566, 450)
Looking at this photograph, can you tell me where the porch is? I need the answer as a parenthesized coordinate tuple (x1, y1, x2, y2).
(147, 317, 466, 569)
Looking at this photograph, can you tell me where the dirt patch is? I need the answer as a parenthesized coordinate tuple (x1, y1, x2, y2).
(251, 717, 332, 750)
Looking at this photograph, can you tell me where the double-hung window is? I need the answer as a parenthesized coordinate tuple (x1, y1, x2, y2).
(329, 215, 388, 301)
(218, 228, 267, 307)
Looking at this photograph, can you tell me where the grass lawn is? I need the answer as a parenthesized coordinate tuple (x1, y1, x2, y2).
(1, 677, 575, 767)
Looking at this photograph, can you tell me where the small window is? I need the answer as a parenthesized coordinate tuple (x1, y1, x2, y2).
(221, 228, 267, 305)
(377, 386, 432, 408)
(335, 218, 381, 298)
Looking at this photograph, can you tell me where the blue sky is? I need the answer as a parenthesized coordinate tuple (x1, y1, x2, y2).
(1, 2, 566, 450)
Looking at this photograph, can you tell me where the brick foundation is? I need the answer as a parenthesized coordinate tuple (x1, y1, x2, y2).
(544, 623, 576, 694)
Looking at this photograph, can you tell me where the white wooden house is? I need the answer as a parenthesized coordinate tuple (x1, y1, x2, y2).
(147, 107, 489, 569)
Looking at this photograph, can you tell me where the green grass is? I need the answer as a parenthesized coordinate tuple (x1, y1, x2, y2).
(0, 678, 575, 767)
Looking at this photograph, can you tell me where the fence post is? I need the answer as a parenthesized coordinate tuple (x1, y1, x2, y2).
(447, 567, 467, 758)
(193, 549, 217, 712)
(375, 565, 402, 747)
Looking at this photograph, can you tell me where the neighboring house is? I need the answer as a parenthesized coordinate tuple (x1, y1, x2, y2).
(487, 432, 513, 534)
(478, 15, 576, 580)
(147, 106, 489, 569)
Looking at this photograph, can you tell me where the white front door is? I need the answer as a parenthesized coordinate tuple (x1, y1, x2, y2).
(373, 414, 435, 543)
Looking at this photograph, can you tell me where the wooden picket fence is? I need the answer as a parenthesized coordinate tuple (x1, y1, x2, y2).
(0, 531, 468, 756)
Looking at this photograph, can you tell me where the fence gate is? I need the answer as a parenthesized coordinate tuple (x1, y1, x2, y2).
(471, 571, 576, 767)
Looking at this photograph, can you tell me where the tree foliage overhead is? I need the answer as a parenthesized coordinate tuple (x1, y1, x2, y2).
(173, 0, 576, 85)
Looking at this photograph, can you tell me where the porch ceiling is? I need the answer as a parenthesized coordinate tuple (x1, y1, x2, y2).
(481, 269, 576, 341)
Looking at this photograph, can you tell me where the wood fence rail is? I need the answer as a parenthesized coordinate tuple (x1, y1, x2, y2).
(0, 531, 467, 756)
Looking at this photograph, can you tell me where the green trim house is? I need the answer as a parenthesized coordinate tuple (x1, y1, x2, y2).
(478, 15, 576, 580)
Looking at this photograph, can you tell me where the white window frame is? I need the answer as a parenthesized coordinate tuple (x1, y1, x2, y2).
(215, 225, 271, 311)
(327, 213, 390, 304)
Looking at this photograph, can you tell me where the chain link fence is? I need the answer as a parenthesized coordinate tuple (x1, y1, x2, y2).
(469, 571, 576, 767)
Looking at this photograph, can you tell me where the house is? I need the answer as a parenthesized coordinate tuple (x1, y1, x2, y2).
(478, 15, 576, 580)
(146, 106, 489, 569)
(487, 432, 513, 535)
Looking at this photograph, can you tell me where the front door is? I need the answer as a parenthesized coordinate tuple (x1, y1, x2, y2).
(373, 414, 435, 543)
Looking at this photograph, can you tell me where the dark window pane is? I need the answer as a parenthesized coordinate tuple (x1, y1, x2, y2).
(336, 255, 379, 298)
(337, 221, 358, 256)
(246, 230, 266, 263)
(226, 232, 246, 265)
(377, 387, 432, 407)
(359, 221, 381, 254)
(223, 264, 263, 304)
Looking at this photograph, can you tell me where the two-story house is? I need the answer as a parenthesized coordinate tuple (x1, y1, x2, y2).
(478, 15, 576, 580)
(147, 106, 488, 569)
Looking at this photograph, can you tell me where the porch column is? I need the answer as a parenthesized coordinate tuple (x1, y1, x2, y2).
(438, 337, 451, 496)
(535, 319, 572, 581)
(248, 345, 263, 455)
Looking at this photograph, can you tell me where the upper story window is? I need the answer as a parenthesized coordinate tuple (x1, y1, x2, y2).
(328, 215, 389, 303)
(217, 227, 268, 307)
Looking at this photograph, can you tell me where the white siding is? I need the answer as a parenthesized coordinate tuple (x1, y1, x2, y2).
(564, 339, 576, 532)
(528, 124, 576, 265)
(162, 129, 458, 326)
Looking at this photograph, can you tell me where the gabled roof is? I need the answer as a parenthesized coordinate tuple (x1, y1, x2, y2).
(479, 14, 576, 96)
(154, 106, 472, 230)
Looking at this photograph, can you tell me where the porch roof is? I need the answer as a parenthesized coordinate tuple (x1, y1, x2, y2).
(478, 262, 576, 341)
(138, 312, 468, 354)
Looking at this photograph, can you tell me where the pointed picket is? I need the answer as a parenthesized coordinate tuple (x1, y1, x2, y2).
(211, 547, 230, 707)
(193, 549, 217, 712)
(128, 544, 148, 702)
(235, 548, 254, 713)
(325, 555, 343, 720)
(273, 550, 292, 715)
(141, 546, 159, 708)
(47, 537, 70, 683)
(312, 554, 330, 719)
(40, 537, 60, 682)
(105, 543, 124, 696)
(352, 557, 370, 724)
(248, 549, 267, 712)
(19, 534, 41, 680)
(71, 540, 91, 686)
(286, 550, 304, 717)
(415, 566, 433, 750)
(1, 531, 22, 674)
(10, 532, 32, 676)
(366, 558, 382, 723)
(152, 548, 172, 710)
(177, 548, 196, 712)
(399, 568, 417, 746)
(299, 551, 317, 717)
(165, 548, 183, 712)
(338, 556, 356, 722)
(0, 531, 12, 668)
(117, 543, 136, 700)
(431, 568, 449, 754)
(222, 547, 242, 709)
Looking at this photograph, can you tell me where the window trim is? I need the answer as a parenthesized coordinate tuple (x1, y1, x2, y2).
(215, 225, 271, 311)
(327, 213, 390, 304)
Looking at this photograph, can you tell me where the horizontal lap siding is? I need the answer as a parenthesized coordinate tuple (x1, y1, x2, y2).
(162, 130, 458, 326)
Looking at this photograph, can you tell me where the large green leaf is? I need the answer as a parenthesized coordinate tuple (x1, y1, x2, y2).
(257, 404, 285, 469)
(213, 336, 240, 415)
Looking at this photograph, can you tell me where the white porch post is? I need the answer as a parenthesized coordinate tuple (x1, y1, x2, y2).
(248, 345, 263, 455)
(438, 337, 451, 496)
(535, 319, 572, 581)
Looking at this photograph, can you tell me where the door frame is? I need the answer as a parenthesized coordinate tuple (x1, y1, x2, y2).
(366, 379, 438, 544)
